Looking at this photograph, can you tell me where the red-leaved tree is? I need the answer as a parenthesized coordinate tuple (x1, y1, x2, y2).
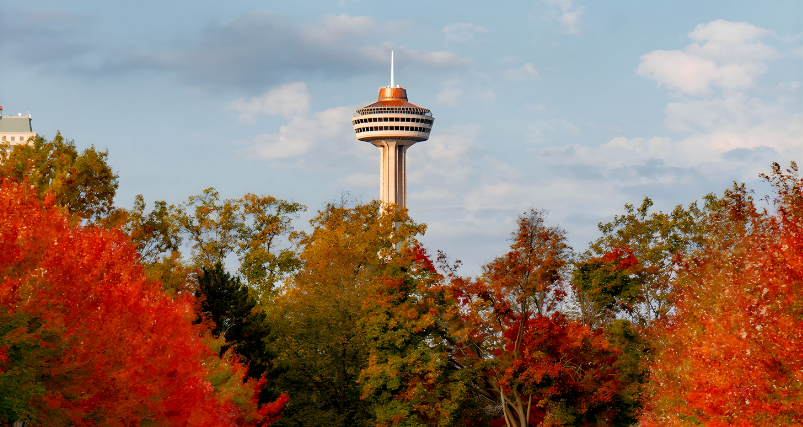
(0, 181, 286, 426)
(452, 209, 632, 426)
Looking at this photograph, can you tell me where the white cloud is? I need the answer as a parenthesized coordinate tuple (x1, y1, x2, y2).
(560, 6, 585, 35)
(534, 85, 800, 182)
(240, 119, 314, 160)
(384, 20, 413, 34)
(637, 20, 778, 95)
(237, 94, 358, 161)
(409, 124, 483, 187)
(402, 48, 472, 67)
(538, 136, 684, 168)
(316, 13, 374, 38)
(436, 80, 464, 105)
(688, 20, 772, 44)
(228, 82, 310, 121)
(504, 62, 539, 80)
(442, 23, 487, 45)
(539, 0, 585, 34)
(464, 174, 609, 214)
(358, 45, 473, 71)
(637, 51, 724, 95)
(298, 13, 376, 44)
(663, 94, 792, 134)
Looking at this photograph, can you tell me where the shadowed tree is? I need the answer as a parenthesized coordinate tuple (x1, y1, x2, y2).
(195, 262, 277, 404)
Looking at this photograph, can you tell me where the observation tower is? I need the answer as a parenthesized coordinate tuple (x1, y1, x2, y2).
(351, 52, 434, 208)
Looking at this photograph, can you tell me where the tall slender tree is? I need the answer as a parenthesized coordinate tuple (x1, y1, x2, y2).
(196, 262, 277, 404)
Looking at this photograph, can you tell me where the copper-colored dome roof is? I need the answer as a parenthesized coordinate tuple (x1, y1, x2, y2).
(355, 87, 432, 116)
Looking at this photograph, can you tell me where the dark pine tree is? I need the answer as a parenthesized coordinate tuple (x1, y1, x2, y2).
(195, 262, 277, 404)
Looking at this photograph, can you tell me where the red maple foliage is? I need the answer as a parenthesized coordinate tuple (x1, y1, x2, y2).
(495, 313, 622, 426)
(0, 181, 286, 426)
(451, 210, 630, 426)
(641, 165, 803, 426)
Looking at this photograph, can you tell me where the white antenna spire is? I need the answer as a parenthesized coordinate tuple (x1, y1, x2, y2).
(391, 50, 394, 88)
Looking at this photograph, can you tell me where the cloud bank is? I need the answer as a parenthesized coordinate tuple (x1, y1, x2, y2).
(4, 10, 472, 90)
(539, 0, 586, 34)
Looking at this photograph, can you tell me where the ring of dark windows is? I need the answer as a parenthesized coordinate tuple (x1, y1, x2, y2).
(352, 115, 434, 134)
(352, 117, 433, 125)
(354, 126, 431, 133)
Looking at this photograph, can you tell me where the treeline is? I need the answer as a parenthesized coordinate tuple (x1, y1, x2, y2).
(0, 134, 801, 426)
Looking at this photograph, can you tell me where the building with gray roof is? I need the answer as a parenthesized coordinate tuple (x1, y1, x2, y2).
(0, 106, 36, 145)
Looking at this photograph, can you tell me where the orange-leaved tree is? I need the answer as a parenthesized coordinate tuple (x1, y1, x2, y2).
(641, 163, 803, 426)
(0, 181, 286, 426)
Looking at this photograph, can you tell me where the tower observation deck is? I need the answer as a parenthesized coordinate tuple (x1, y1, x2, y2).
(351, 52, 434, 209)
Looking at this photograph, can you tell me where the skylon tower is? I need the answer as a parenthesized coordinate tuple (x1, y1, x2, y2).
(351, 52, 434, 208)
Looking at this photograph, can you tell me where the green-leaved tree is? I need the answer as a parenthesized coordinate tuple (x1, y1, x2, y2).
(0, 132, 119, 222)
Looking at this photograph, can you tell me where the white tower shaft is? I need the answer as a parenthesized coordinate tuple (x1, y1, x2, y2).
(391, 51, 395, 88)
(377, 140, 411, 207)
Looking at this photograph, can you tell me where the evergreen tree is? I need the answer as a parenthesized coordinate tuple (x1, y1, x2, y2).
(195, 263, 277, 404)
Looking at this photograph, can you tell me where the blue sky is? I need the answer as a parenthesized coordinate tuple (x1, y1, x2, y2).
(2, 0, 801, 272)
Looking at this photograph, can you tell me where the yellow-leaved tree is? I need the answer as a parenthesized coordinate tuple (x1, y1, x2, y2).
(271, 200, 425, 427)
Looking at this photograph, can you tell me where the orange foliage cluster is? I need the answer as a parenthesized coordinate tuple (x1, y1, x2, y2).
(0, 182, 285, 426)
(642, 169, 803, 426)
